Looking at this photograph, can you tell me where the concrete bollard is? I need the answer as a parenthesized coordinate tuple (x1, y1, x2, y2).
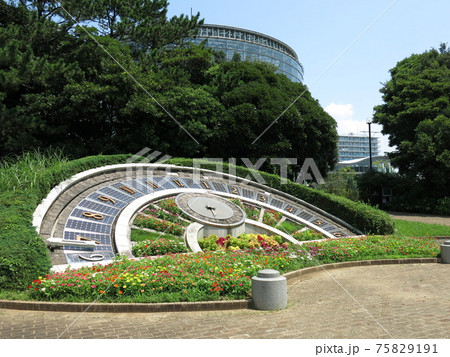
(251, 269, 287, 310)
(441, 240, 450, 264)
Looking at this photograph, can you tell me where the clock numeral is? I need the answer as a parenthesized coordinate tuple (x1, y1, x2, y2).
(120, 185, 135, 194)
(313, 219, 324, 226)
(259, 195, 267, 202)
(230, 187, 239, 195)
(333, 232, 346, 238)
(173, 179, 185, 187)
(201, 181, 211, 189)
(82, 212, 104, 220)
(98, 195, 115, 205)
(286, 207, 294, 213)
(146, 181, 159, 189)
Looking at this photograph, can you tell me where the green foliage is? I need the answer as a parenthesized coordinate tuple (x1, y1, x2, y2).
(374, 44, 450, 202)
(318, 167, 359, 201)
(142, 205, 190, 226)
(205, 61, 338, 176)
(358, 169, 450, 215)
(0, 191, 51, 289)
(1, 1, 337, 172)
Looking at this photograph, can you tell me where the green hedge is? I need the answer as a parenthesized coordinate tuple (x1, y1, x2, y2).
(0, 154, 393, 290)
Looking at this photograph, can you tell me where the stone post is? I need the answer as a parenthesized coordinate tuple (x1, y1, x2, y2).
(251, 269, 287, 310)
(441, 240, 450, 264)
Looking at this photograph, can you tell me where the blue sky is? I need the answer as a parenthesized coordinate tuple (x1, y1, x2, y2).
(167, 0, 450, 155)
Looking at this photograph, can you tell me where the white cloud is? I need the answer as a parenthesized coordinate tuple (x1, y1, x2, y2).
(324, 102, 354, 120)
(336, 118, 367, 135)
(324, 102, 395, 154)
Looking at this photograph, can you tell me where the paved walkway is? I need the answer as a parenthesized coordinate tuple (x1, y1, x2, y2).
(1, 263, 449, 339)
(389, 212, 450, 227)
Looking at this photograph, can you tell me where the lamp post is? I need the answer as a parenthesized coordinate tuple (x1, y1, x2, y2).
(367, 120, 373, 170)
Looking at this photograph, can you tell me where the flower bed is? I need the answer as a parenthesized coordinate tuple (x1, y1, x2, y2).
(199, 233, 287, 251)
(27, 236, 440, 303)
(155, 198, 190, 220)
(292, 230, 325, 241)
(134, 215, 184, 236)
(304, 235, 439, 262)
(142, 205, 190, 226)
(28, 246, 311, 302)
(262, 209, 283, 226)
(243, 204, 260, 220)
(132, 238, 188, 257)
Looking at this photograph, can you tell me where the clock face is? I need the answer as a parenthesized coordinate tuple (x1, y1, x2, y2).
(176, 193, 245, 227)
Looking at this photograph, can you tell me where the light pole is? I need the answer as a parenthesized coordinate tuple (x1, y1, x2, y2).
(367, 120, 373, 170)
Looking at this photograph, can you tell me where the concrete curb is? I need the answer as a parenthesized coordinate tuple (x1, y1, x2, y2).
(0, 258, 438, 313)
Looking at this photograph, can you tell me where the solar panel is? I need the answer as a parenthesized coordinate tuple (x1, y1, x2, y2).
(65, 219, 112, 234)
(77, 199, 121, 216)
(69, 208, 116, 225)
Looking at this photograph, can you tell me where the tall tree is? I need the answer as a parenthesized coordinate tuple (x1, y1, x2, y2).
(205, 61, 338, 177)
(373, 44, 450, 198)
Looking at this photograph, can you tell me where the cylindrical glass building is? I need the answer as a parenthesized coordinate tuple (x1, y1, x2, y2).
(189, 24, 304, 82)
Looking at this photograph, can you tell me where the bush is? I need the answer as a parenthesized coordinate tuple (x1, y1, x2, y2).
(435, 197, 450, 215)
(0, 192, 52, 289)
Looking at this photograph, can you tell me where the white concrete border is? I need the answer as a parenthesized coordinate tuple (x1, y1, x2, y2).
(184, 223, 204, 253)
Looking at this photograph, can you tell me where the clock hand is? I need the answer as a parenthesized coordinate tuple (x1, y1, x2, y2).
(206, 205, 216, 217)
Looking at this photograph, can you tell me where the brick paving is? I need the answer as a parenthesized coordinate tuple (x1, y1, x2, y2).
(1, 263, 449, 339)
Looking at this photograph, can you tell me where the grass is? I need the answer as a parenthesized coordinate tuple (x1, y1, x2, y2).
(130, 229, 182, 242)
(393, 219, 450, 237)
(276, 219, 304, 234)
(0, 149, 69, 192)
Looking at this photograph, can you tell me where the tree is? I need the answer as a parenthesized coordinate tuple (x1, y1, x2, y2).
(206, 61, 338, 177)
(0, 1, 204, 157)
(318, 167, 359, 201)
(373, 44, 450, 199)
(63, 0, 202, 51)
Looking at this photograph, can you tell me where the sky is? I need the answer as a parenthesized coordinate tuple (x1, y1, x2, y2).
(167, 0, 450, 155)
